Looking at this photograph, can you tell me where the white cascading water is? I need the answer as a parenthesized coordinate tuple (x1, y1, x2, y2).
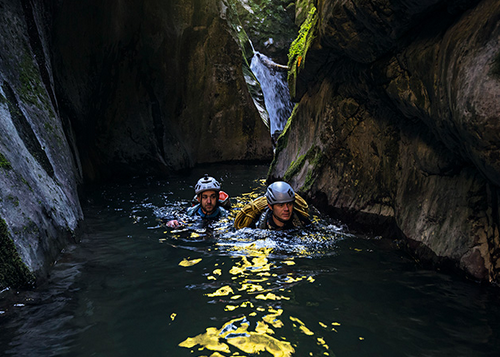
(250, 52, 294, 139)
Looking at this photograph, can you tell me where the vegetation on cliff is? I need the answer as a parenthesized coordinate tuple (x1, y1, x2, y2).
(0, 218, 34, 289)
(286, 6, 318, 99)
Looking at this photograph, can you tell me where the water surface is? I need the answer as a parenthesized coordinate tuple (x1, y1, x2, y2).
(1, 164, 499, 356)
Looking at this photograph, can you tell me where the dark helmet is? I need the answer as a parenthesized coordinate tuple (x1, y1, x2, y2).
(265, 181, 295, 205)
(194, 174, 221, 195)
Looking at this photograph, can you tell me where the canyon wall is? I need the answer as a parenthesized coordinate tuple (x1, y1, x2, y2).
(270, 0, 500, 282)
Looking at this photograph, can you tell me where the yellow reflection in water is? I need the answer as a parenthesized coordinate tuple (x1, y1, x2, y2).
(179, 258, 202, 267)
(178, 233, 334, 357)
(206, 286, 234, 297)
(255, 292, 290, 301)
(180, 316, 295, 357)
(179, 327, 231, 353)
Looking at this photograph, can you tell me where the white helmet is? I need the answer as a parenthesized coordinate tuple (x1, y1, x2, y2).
(194, 174, 221, 195)
(266, 181, 295, 205)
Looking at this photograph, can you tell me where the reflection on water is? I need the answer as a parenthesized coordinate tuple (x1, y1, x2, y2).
(1, 164, 500, 357)
(176, 244, 327, 357)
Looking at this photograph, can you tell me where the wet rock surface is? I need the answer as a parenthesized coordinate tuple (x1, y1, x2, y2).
(271, 0, 500, 282)
(0, 0, 82, 287)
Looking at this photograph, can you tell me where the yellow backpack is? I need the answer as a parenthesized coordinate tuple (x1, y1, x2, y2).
(234, 194, 309, 229)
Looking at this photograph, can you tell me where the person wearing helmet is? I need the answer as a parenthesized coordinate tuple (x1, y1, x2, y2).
(165, 174, 229, 228)
(255, 181, 311, 230)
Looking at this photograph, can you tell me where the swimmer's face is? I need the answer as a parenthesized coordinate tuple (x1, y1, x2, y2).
(198, 190, 218, 215)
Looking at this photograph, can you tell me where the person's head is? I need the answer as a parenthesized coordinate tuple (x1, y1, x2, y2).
(194, 174, 221, 215)
(265, 181, 295, 226)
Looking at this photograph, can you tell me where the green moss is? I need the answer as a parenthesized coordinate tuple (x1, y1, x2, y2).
(286, 6, 318, 98)
(7, 195, 19, 207)
(19, 51, 55, 118)
(21, 177, 33, 192)
(230, 0, 297, 59)
(288, 7, 317, 65)
(0, 218, 35, 289)
(0, 152, 12, 170)
(491, 50, 500, 78)
(282, 145, 323, 191)
(301, 146, 323, 192)
(268, 104, 301, 177)
(284, 153, 307, 181)
(277, 103, 298, 151)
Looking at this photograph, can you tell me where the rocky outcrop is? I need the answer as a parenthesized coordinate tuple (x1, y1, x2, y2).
(271, 0, 500, 282)
(0, 0, 82, 288)
(52, 0, 272, 182)
(0, 0, 272, 288)
(232, 0, 297, 64)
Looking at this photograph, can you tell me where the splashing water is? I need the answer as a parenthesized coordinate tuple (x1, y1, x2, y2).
(250, 52, 294, 138)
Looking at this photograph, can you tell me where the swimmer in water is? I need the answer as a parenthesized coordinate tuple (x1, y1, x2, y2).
(165, 174, 229, 228)
(252, 181, 311, 230)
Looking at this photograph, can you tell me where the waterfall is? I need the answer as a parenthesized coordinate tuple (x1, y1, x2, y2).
(250, 52, 294, 140)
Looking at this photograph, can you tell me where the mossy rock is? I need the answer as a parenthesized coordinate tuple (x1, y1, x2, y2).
(287, 6, 318, 99)
(230, 0, 297, 64)
(0, 152, 12, 170)
(0, 218, 35, 289)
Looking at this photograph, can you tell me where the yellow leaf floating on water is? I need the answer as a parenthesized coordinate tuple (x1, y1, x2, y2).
(170, 313, 177, 321)
(179, 258, 202, 267)
(212, 269, 222, 276)
(206, 285, 234, 297)
(319, 322, 328, 328)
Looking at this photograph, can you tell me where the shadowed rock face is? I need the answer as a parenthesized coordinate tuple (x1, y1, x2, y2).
(52, 0, 273, 182)
(0, 0, 82, 287)
(0, 0, 272, 287)
(271, 0, 500, 282)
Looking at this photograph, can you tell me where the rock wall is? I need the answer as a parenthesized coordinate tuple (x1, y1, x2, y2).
(52, 0, 272, 182)
(0, 0, 82, 288)
(0, 0, 272, 288)
(271, 0, 500, 282)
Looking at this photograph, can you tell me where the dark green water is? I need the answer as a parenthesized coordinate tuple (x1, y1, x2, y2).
(1, 164, 500, 356)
